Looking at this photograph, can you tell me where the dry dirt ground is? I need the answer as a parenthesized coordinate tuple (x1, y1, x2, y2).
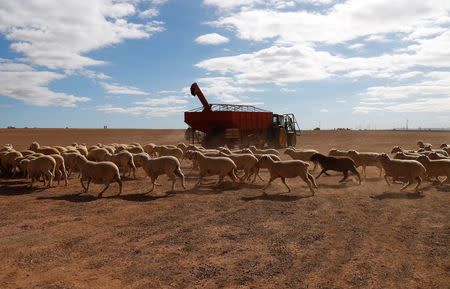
(0, 129, 449, 288)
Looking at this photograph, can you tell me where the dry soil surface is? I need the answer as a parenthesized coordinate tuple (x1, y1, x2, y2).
(0, 129, 449, 288)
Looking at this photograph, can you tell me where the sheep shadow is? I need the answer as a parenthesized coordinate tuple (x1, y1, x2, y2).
(182, 182, 241, 195)
(116, 192, 173, 202)
(316, 183, 349, 189)
(37, 193, 99, 202)
(435, 184, 450, 192)
(241, 193, 311, 202)
(363, 177, 383, 183)
(370, 191, 425, 200)
(0, 184, 44, 196)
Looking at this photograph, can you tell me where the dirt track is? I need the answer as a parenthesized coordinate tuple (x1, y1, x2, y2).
(0, 129, 449, 288)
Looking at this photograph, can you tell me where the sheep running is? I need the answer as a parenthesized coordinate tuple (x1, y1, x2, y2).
(376, 153, 426, 192)
(257, 155, 317, 195)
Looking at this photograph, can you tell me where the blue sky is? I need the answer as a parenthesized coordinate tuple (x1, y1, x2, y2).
(0, 0, 449, 129)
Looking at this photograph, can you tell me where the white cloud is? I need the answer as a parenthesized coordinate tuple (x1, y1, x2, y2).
(0, 1, 165, 70)
(100, 82, 148, 95)
(134, 95, 188, 105)
(195, 33, 230, 45)
(139, 8, 159, 18)
(0, 61, 90, 107)
(348, 43, 364, 50)
(195, 77, 264, 103)
(385, 98, 450, 113)
(208, 1, 450, 45)
(336, 99, 346, 103)
(196, 45, 333, 84)
(320, 108, 328, 112)
(203, 0, 334, 11)
(97, 104, 186, 117)
(281, 88, 296, 92)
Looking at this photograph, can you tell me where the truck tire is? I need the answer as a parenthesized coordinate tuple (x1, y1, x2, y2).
(287, 133, 296, 147)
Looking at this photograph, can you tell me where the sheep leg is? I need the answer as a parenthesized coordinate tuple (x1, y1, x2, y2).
(174, 167, 186, 190)
(384, 175, 391, 186)
(167, 172, 176, 191)
(116, 177, 123, 196)
(281, 177, 291, 192)
(196, 173, 204, 186)
(316, 169, 327, 179)
(148, 176, 157, 193)
(311, 161, 317, 172)
(98, 182, 110, 198)
(263, 175, 276, 193)
(349, 166, 361, 184)
(307, 172, 318, 189)
(63, 170, 68, 187)
(55, 169, 61, 185)
(84, 179, 91, 193)
(414, 176, 422, 192)
(400, 179, 412, 191)
(229, 169, 238, 183)
(29, 175, 34, 188)
(301, 173, 316, 195)
(339, 171, 349, 183)
(79, 178, 86, 193)
(378, 166, 383, 178)
(362, 165, 367, 178)
(216, 175, 225, 186)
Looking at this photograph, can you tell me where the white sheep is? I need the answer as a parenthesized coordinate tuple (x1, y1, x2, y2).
(187, 151, 237, 186)
(1, 151, 23, 176)
(390, 146, 417, 154)
(284, 148, 319, 171)
(249, 145, 279, 156)
(62, 151, 82, 177)
(416, 155, 450, 184)
(29, 141, 60, 155)
(393, 152, 421, 161)
(218, 151, 259, 182)
(252, 153, 282, 182)
(106, 151, 136, 179)
(257, 155, 317, 195)
(87, 148, 110, 162)
(73, 155, 122, 198)
(417, 140, 432, 149)
(143, 143, 157, 157)
(27, 156, 56, 188)
(49, 154, 68, 186)
(132, 152, 151, 170)
(376, 153, 426, 192)
(328, 148, 349, 157)
(346, 150, 383, 178)
(142, 156, 186, 193)
(154, 145, 183, 159)
(427, 152, 450, 160)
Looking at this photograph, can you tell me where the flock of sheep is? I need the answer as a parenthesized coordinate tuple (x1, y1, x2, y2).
(0, 139, 449, 198)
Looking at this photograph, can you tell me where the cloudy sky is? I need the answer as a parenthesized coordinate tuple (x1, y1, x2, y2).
(0, 0, 449, 129)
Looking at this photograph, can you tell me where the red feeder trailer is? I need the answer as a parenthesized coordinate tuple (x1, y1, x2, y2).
(184, 83, 301, 148)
